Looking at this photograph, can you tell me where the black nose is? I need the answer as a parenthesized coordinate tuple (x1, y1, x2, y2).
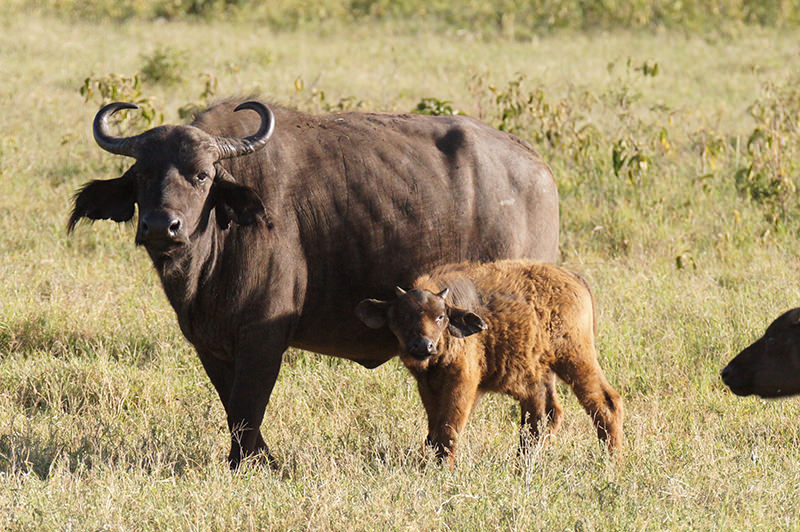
(409, 337, 437, 359)
(140, 211, 183, 242)
(720, 365, 730, 381)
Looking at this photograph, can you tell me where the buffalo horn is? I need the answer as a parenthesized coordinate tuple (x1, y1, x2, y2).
(215, 101, 275, 160)
(93, 102, 141, 157)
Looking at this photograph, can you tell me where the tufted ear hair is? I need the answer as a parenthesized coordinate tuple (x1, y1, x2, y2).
(447, 306, 488, 338)
(68, 169, 136, 232)
(212, 164, 271, 230)
(355, 298, 391, 329)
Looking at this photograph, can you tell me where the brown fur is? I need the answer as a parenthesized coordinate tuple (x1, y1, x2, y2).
(357, 259, 623, 466)
(722, 308, 800, 398)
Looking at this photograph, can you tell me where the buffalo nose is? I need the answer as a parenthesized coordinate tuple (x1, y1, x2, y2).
(720, 365, 731, 382)
(409, 337, 437, 358)
(141, 211, 182, 241)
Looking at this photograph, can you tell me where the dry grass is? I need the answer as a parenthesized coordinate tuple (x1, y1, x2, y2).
(2, 12, 800, 531)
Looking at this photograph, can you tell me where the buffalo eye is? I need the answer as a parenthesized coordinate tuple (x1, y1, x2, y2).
(196, 171, 210, 183)
(436, 314, 445, 325)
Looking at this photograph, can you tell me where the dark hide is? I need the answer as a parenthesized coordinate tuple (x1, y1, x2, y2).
(67, 171, 136, 231)
(213, 179, 271, 230)
(722, 308, 800, 398)
(69, 100, 560, 467)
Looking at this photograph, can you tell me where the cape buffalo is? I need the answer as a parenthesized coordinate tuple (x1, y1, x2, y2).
(722, 308, 800, 398)
(69, 100, 559, 467)
(356, 260, 623, 466)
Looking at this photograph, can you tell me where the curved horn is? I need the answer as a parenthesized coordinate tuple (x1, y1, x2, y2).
(93, 102, 141, 157)
(215, 101, 275, 160)
(394, 286, 407, 298)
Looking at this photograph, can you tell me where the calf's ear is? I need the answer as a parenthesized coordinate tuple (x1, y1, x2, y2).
(213, 179, 270, 230)
(355, 299, 391, 329)
(447, 307, 488, 338)
(67, 172, 135, 232)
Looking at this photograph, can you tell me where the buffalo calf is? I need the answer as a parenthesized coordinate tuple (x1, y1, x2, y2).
(356, 260, 623, 465)
(722, 308, 800, 398)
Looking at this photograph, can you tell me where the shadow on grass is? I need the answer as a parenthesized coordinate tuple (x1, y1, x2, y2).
(0, 314, 167, 366)
(0, 411, 221, 479)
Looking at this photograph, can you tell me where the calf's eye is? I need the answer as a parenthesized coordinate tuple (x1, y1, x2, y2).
(436, 314, 445, 324)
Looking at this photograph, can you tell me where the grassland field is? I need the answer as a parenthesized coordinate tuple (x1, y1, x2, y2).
(1, 6, 800, 531)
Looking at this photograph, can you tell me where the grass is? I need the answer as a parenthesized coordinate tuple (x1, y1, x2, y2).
(7, 0, 800, 33)
(2, 10, 800, 531)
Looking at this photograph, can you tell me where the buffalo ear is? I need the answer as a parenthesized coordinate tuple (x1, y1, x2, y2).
(213, 179, 270, 230)
(355, 299, 391, 329)
(447, 306, 487, 338)
(67, 173, 135, 232)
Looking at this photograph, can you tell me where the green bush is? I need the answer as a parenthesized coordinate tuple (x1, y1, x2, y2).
(735, 80, 800, 226)
(139, 47, 187, 86)
(18, 0, 800, 31)
(79, 73, 163, 130)
(412, 97, 461, 116)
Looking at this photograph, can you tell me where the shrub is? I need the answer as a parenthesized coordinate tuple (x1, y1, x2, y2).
(735, 80, 800, 226)
(411, 97, 461, 116)
(79, 73, 163, 130)
(139, 46, 187, 86)
(178, 73, 219, 121)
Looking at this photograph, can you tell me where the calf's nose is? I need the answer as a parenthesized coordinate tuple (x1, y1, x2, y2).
(409, 337, 437, 359)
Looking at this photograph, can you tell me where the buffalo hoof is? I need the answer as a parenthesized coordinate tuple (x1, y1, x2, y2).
(228, 450, 279, 471)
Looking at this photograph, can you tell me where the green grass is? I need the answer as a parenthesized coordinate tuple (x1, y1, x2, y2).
(6, 0, 800, 33)
(2, 11, 800, 531)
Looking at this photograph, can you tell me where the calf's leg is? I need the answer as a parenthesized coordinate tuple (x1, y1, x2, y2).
(415, 377, 441, 446)
(554, 352, 623, 451)
(543, 370, 563, 433)
(518, 371, 563, 452)
(427, 373, 480, 468)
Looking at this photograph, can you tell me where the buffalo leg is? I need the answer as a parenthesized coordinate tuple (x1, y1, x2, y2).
(415, 376, 441, 446)
(197, 351, 270, 456)
(543, 370, 563, 434)
(554, 354, 623, 452)
(226, 328, 287, 469)
(429, 374, 479, 468)
(518, 371, 562, 453)
(197, 351, 234, 409)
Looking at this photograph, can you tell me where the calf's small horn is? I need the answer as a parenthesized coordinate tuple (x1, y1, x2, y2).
(215, 101, 275, 160)
(93, 102, 141, 158)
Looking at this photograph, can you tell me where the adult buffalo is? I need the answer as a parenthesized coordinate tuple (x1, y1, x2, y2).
(721, 308, 800, 398)
(69, 100, 559, 467)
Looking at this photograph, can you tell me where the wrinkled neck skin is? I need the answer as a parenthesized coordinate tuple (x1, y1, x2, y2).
(147, 214, 222, 315)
